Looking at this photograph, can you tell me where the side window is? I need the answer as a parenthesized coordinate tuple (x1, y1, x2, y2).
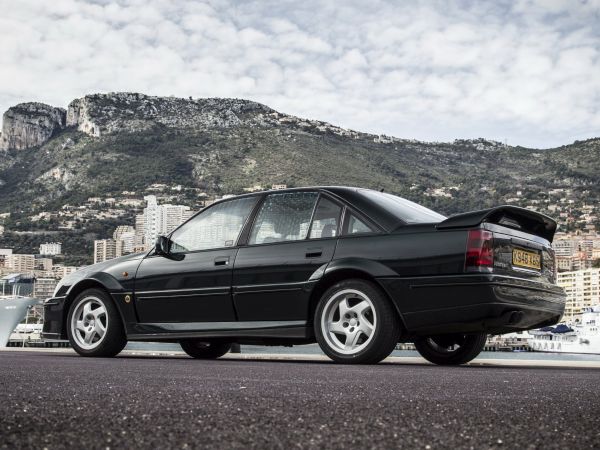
(346, 213, 376, 235)
(309, 197, 342, 239)
(170, 196, 257, 253)
(249, 192, 318, 245)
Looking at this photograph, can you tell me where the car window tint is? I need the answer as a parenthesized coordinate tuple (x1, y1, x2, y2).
(170, 196, 257, 253)
(309, 197, 342, 239)
(358, 189, 446, 224)
(347, 213, 376, 235)
(249, 192, 318, 245)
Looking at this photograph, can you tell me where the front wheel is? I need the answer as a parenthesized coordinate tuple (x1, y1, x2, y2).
(414, 333, 487, 365)
(315, 279, 401, 364)
(67, 288, 127, 357)
(180, 340, 232, 359)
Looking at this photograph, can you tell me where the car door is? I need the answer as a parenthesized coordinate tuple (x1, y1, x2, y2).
(232, 192, 343, 321)
(134, 195, 258, 323)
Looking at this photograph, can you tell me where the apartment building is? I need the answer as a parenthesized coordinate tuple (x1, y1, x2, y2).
(33, 278, 59, 299)
(113, 225, 135, 254)
(557, 268, 600, 323)
(39, 242, 62, 256)
(553, 233, 600, 272)
(6, 254, 36, 272)
(142, 195, 193, 246)
(94, 239, 120, 264)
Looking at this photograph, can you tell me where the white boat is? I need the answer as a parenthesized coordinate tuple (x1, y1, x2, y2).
(529, 306, 600, 354)
(0, 296, 41, 346)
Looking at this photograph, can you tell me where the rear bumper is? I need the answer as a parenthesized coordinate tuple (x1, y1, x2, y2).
(378, 274, 566, 336)
(42, 296, 67, 340)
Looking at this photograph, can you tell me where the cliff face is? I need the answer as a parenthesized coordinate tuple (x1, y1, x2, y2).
(66, 92, 275, 137)
(0, 103, 66, 151)
(0, 92, 366, 150)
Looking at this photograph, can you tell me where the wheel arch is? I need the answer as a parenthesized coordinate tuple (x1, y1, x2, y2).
(308, 259, 407, 333)
(62, 276, 125, 338)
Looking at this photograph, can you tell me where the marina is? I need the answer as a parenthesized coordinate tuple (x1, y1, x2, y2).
(529, 305, 600, 354)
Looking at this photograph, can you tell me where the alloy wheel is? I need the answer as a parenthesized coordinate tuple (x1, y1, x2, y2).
(321, 289, 377, 355)
(70, 296, 108, 350)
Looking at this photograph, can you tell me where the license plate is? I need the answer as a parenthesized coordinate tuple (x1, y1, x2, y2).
(512, 248, 541, 270)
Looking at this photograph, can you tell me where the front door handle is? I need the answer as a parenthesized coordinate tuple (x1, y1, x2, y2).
(305, 249, 323, 258)
(214, 256, 230, 266)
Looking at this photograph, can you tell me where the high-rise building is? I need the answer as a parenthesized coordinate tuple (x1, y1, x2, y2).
(161, 205, 194, 235)
(39, 242, 62, 256)
(143, 195, 160, 246)
(94, 239, 120, 264)
(557, 268, 600, 323)
(119, 231, 135, 254)
(113, 225, 134, 240)
(6, 254, 35, 272)
(135, 214, 146, 249)
(113, 225, 135, 254)
(142, 195, 193, 246)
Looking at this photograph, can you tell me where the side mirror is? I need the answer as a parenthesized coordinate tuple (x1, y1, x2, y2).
(155, 235, 171, 256)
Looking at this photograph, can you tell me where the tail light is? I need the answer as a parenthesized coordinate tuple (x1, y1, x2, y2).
(465, 229, 494, 271)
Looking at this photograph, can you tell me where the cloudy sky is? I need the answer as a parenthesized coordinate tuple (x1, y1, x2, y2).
(0, 0, 599, 148)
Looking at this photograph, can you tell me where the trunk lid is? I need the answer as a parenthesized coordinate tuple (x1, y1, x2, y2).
(437, 205, 557, 283)
(487, 223, 556, 284)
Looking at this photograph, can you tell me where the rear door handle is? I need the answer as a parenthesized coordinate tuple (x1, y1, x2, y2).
(305, 249, 323, 258)
(214, 256, 230, 266)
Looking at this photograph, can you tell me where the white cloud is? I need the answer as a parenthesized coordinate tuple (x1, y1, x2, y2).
(0, 0, 598, 148)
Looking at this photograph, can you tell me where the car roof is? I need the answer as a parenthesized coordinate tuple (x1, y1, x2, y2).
(208, 186, 402, 232)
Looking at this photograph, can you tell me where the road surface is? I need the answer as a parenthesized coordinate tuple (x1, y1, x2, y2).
(1, 351, 599, 449)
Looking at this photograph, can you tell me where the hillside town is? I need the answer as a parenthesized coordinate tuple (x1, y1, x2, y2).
(0, 181, 598, 327)
(0, 183, 289, 298)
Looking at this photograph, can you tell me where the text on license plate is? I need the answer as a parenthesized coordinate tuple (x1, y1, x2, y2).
(512, 248, 541, 270)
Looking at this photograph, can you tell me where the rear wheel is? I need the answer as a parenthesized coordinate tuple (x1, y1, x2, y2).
(180, 340, 232, 359)
(414, 333, 487, 365)
(314, 279, 401, 364)
(67, 288, 127, 357)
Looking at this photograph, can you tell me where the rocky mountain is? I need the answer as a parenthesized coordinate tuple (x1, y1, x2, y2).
(65, 93, 276, 137)
(0, 103, 66, 151)
(0, 92, 598, 263)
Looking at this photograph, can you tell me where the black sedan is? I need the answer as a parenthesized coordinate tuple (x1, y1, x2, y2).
(43, 187, 565, 364)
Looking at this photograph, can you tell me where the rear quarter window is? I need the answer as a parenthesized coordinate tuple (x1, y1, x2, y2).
(358, 190, 446, 224)
(346, 213, 376, 235)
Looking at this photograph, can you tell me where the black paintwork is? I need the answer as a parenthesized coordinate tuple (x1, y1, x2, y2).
(43, 186, 566, 344)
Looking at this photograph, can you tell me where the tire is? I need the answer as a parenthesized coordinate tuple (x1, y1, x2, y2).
(414, 333, 487, 365)
(180, 340, 232, 359)
(66, 288, 127, 357)
(314, 279, 401, 364)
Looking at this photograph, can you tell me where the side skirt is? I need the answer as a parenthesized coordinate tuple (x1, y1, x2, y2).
(127, 320, 311, 341)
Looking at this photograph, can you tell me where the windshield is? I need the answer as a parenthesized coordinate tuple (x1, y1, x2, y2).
(359, 190, 446, 224)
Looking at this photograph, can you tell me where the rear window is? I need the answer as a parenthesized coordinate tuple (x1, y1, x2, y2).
(358, 190, 446, 224)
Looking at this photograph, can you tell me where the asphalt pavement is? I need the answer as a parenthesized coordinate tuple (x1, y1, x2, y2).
(1, 351, 599, 449)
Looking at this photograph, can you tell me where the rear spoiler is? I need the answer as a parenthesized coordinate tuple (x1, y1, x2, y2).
(436, 205, 558, 242)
